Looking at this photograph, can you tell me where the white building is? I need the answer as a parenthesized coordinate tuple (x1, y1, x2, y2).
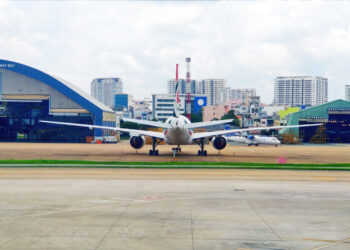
(346, 85, 350, 101)
(152, 93, 206, 121)
(197, 79, 226, 106)
(91, 78, 123, 108)
(168, 78, 226, 106)
(229, 88, 257, 103)
(152, 94, 186, 121)
(274, 76, 328, 107)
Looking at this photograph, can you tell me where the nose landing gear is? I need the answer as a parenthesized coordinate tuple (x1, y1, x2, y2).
(172, 147, 182, 159)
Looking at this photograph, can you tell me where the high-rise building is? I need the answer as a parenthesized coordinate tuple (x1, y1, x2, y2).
(274, 76, 328, 107)
(197, 79, 226, 106)
(346, 85, 350, 101)
(168, 78, 225, 106)
(230, 88, 257, 102)
(167, 79, 198, 95)
(91, 78, 123, 108)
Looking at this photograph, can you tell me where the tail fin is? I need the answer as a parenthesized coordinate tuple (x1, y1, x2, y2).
(173, 64, 180, 117)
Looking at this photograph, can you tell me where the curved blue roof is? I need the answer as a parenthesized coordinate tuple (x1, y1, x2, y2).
(0, 59, 113, 114)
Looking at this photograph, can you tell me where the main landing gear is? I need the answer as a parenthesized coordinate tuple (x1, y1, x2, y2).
(149, 137, 159, 156)
(197, 138, 207, 156)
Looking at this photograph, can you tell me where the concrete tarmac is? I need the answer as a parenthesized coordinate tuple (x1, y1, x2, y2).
(0, 168, 350, 249)
(0, 141, 350, 163)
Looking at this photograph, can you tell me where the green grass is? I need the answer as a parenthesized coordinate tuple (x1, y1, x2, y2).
(0, 159, 349, 171)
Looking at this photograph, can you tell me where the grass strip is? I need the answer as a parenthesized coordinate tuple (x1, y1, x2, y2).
(0, 159, 349, 170)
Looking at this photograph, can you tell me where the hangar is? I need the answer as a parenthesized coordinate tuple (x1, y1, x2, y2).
(0, 59, 116, 142)
(283, 99, 350, 143)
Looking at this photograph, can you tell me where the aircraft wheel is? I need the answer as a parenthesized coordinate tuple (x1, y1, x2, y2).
(198, 150, 201, 156)
(149, 150, 153, 156)
(255, 144, 259, 146)
(155, 150, 159, 156)
(204, 150, 207, 156)
(248, 144, 252, 146)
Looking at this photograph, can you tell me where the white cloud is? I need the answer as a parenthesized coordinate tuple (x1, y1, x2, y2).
(1, 1, 350, 103)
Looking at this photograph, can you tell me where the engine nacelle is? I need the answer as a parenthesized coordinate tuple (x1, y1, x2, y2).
(130, 136, 145, 149)
(212, 136, 227, 150)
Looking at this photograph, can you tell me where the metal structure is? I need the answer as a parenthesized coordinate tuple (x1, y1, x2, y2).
(283, 99, 350, 143)
(185, 57, 191, 120)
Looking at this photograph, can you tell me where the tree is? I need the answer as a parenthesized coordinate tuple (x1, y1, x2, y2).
(221, 110, 240, 127)
(191, 109, 203, 123)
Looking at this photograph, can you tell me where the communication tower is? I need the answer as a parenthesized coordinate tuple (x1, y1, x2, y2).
(185, 57, 191, 120)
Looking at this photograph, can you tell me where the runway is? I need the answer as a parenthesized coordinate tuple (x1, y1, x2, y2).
(0, 168, 350, 249)
(0, 141, 349, 163)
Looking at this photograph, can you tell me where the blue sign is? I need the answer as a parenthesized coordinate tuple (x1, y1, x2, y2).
(194, 96, 207, 114)
(0, 72, 2, 100)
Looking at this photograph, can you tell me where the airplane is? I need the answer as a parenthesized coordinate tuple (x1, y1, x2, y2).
(224, 125, 281, 146)
(226, 134, 281, 147)
(40, 64, 320, 157)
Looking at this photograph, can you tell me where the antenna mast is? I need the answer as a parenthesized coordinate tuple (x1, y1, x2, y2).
(185, 57, 191, 120)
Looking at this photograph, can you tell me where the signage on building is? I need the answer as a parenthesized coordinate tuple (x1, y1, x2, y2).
(194, 96, 207, 114)
(0, 64, 15, 68)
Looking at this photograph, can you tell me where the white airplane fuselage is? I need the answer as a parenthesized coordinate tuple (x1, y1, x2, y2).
(163, 115, 193, 145)
(227, 135, 281, 146)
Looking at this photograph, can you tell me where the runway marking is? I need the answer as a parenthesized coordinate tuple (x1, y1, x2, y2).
(144, 196, 163, 200)
(282, 236, 337, 243)
(314, 176, 337, 180)
(311, 237, 350, 250)
(244, 148, 255, 152)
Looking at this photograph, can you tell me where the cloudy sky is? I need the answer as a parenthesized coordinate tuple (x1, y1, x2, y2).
(1, 0, 350, 103)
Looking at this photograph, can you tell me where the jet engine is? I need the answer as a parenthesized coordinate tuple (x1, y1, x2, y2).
(212, 136, 227, 150)
(130, 136, 145, 149)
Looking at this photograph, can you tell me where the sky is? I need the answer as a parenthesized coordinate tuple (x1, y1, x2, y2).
(1, 0, 350, 104)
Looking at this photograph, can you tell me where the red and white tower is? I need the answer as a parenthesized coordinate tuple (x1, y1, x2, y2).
(185, 57, 191, 120)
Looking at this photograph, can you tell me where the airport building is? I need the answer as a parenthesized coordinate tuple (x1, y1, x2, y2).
(0, 59, 116, 142)
(282, 99, 350, 143)
(274, 76, 328, 107)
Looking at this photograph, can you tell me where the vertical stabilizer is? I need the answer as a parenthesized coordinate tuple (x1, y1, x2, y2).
(174, 64, 180, 117)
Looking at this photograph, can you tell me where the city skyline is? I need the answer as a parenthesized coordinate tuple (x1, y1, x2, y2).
(1, 1, 350, 103)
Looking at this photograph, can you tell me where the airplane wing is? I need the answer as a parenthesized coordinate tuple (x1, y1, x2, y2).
(191, 123, 321, 140)
(40, 120, 165, 139)
(122, 118, 171, 129)
(184, 119, 233, 129)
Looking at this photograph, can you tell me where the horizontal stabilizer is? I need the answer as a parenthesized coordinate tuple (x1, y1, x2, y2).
(192, 123, 322, 140)
(122, 118, 171, 129)
(39, 120, 165, 139)
(185, 119, 233, 129)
